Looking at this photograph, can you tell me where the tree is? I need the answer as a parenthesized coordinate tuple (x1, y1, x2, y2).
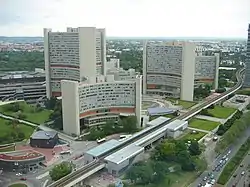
(122, 116, 138, 133)
(189, 141, 201, 156)
(103, 121, 115, 135)
(49, 162, 73, 181)
(153, 141, 176, 161)
(45, 97, 57, 110)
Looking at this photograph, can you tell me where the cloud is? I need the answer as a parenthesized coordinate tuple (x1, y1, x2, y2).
(0, 0, 249, 37)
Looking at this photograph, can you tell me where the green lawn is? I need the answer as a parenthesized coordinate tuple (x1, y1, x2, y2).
(207, 106, 236, 119)
(166, 98, 197, 109)
(0, 118, 34, 144)
(0, 101, 52, 124)
(9, 184, 27, 187)
(189, 119, 220, 131)
(180, 131, 207, 142)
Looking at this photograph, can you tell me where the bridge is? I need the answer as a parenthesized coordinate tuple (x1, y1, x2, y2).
(47, 68, 245, 187)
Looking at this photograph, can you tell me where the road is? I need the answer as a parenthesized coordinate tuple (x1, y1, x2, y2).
(189, 127, 250, 187)
(227, 151, 250, 187)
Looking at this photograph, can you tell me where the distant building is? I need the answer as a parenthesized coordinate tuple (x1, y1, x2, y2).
(194, 53, 219, 89)
(0, 70, 46, 104)
(44, 27, 106, 98)
(30, 131, 58, 148)
(244, 24, 250, 87)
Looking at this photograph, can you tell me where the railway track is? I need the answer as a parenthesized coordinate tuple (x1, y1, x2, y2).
(48, 68, 245, 187)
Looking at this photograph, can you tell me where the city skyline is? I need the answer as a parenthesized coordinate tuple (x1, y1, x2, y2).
(1, 0, 250, 38)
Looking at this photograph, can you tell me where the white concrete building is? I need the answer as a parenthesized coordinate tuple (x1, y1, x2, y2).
(195, 53, 220, 89)
(61, 75, 142, 135)
(143, 41, 196, 101)
(44, 27, 106, 98)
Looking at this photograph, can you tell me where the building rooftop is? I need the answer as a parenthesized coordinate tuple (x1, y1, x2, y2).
(104, 144, 144, 165)
(147, 116, 171, 126)
(165, 119, 187, 131)
(85, 139, 122, 157)
(147, 107, 175, 116)
(0, 70, 45, 80)
(0, 149, 44, 161)
(31, 131, 58, 140)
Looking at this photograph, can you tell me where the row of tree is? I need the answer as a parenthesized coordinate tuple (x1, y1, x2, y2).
(126, 140, 204, 186)
(215, 111, 250, 153)
(216, 110, 242, 136)
(86, 116, 138, 141)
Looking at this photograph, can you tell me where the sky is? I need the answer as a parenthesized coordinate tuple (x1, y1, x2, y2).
(0, 0, 250, 38)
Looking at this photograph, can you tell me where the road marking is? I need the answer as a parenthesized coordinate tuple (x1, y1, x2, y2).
(36, 171, 49, 179)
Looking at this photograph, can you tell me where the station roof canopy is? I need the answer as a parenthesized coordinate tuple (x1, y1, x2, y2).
(147, 107, 175, 116)
(85, 139, 121, 157)
(165, 119, 187, 131)
(146, 116, 171, 126)
(104, 144, 144, 165)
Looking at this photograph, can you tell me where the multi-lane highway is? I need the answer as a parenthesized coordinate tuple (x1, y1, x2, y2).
(227, 151, 250, 187)
(48, 68, 245, 187)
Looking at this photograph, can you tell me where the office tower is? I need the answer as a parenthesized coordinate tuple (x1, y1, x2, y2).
(143, 41, 196, 101)
(44, 27, 106, 98)
(195, 53, 220, 89)
(61, 75, 142, 135)
(244, 24, 250, 87)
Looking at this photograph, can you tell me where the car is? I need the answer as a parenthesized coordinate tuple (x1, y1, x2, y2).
(225, 157, 229, 162)
(208, 172, 212, 176)
(212, 167, 216, 172)
(16, 173, 22, 176)
(210, 174, 214, 179)
(216, 167, 221, 172)
(197, 183, 202, 187)
(240, 164, 244, 167)
(203, 176, 207, 181)
(211, 179, 216, 185)
(241, 171, 245, 175)
(20, 177, 27, 181)
(233, 174, 237, 178)
(222, 155, 227, 160)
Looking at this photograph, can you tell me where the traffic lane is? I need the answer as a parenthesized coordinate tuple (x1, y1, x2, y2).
(226, 152, 250, 187)
(237, 170, 250, 187)
(190, 127, 250, 187)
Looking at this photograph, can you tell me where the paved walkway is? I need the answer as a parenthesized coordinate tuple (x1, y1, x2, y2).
(188, 127, 210, 133)
(195, 115, 226, 124)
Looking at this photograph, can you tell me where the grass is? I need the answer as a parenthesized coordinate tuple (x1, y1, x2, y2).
(9, 184, 27, 187)
(0, 101, 52, 124)
(166, 98, 197, 109)
(207, 106, 236, 119)
(179, 131, 207, 142)
(188, 119, 220, 131)
(0, 118, 34, 143)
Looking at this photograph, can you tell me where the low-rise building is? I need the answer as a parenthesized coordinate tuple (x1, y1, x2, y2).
(30, 131, 58, 148)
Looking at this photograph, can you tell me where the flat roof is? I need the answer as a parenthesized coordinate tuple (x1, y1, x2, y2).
(134, 124, 169, 146)
(147, 107, 175, 116)
(147, 116, 171, 126)
(85, 139, 122, 157)
(0, 149, 44, 161)
(165, 119, 187, 131)
(31, 131, 58, 140)
(104, 144, 144, 165)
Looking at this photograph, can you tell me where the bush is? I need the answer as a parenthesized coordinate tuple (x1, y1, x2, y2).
(49, 162, 73, 181)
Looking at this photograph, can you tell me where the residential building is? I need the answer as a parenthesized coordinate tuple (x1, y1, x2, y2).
(0, 70, 46, 104)
(143, 41, 196, 101)
(44, 27, 106, 98)
(244, 24, 250, 87)
(61, 75, 142, 135)
(194, 53, 219, 89)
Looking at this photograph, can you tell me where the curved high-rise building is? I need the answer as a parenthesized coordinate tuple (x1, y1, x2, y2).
(44, 27, 106, 98)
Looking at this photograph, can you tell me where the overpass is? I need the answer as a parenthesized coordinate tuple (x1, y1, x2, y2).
(47, 68, 245, 187)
